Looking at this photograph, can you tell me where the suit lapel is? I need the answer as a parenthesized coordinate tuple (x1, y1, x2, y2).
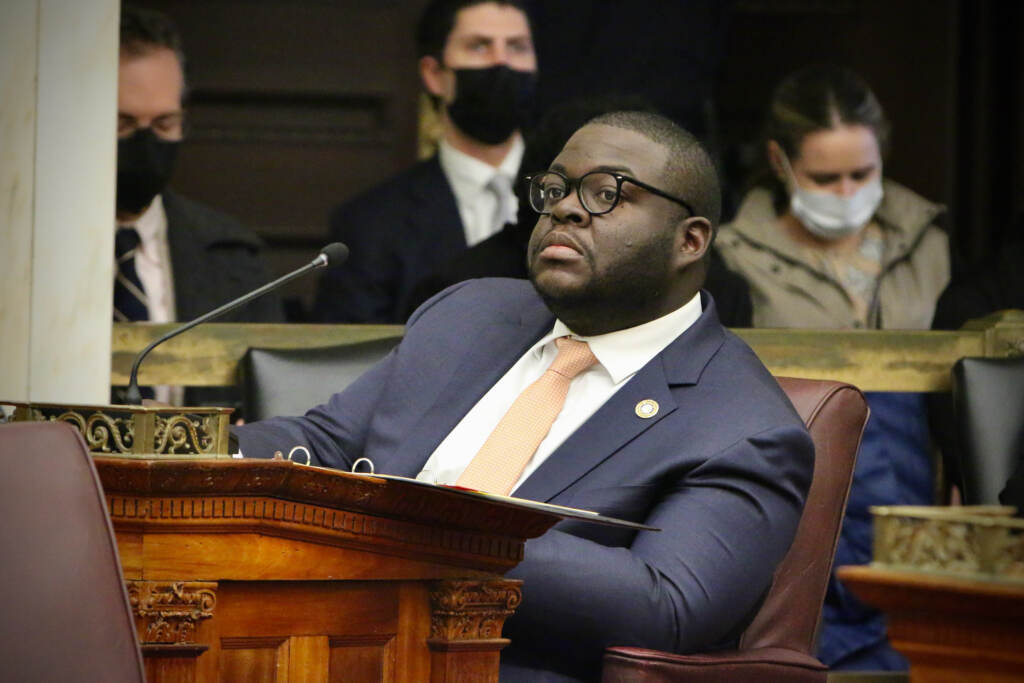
(513, 359, 679, 502)
(515, 292, 727, 502)
(412, 157, 466, 257)
(163, 192, 208, 321)
(389, 290, 554, 473)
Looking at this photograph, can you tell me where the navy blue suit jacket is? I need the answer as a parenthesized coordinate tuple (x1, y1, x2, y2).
(236, 278, 813, 682)
(313, 156, 466, 323)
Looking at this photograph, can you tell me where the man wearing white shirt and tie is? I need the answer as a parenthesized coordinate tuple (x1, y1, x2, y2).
(314, 0, 538, 323)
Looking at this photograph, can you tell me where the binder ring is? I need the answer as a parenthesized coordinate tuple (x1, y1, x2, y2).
(287, 445, 311, 466)
(351, 457, 375, 474)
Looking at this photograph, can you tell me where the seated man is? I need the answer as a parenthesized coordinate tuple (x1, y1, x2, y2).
(236, 111, 814, 682)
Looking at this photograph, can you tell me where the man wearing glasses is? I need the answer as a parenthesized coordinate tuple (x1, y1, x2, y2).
(113, 6, 282, 402)
(236, 111, 813, 682)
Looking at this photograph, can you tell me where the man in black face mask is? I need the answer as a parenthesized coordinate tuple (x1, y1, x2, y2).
(114, 6, 283, 404)
(314, 0, 538, 324)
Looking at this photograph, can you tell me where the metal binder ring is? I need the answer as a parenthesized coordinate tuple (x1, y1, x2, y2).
(351, 457, 375, 474)
(287, 445, 311, 466)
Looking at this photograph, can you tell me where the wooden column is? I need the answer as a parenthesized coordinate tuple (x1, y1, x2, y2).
(129, 580, 216, 683)
(427, 579, 523, 683)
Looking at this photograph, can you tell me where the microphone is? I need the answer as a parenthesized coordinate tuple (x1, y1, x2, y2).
(122, 242, 349, 405)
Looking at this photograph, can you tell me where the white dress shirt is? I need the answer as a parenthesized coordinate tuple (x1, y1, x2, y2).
(438, 136, 524, 247)
(417, 293, 703, 493)
(116, 194, 176, 324)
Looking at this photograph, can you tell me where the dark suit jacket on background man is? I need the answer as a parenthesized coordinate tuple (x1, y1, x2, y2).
(163, 190, 282, 324)
(159, 190, 283, 409)
(313, 158, 464, 323)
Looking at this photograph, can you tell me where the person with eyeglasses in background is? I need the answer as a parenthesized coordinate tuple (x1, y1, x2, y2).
(716, 64, 951, 672)
(235, 111, 813, 682)
(113, 5, 283, 405)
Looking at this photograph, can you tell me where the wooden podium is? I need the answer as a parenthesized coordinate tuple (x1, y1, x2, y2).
(94, 457, 566, 683)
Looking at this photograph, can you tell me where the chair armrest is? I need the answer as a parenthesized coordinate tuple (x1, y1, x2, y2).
(602, 646, 827, 683)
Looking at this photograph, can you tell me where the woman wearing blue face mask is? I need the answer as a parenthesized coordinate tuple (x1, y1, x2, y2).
(718, 64, 949, 330)
(718, 65, 951, 673)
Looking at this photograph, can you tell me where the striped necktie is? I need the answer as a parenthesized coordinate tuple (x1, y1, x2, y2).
(113, 227, 149, 322)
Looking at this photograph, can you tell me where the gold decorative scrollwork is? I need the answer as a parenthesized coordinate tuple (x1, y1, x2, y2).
(429, 579, 522, 641)
(84, 411, 134, 452)
(154, 414, 216, 454)
(28, 407, 134, 453)
(127, 581, 217, 644)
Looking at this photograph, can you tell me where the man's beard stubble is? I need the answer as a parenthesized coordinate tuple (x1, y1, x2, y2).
(528, 231, 675, 335)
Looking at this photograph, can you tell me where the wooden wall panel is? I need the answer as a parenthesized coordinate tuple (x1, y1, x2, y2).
(141, 0, 429, 316)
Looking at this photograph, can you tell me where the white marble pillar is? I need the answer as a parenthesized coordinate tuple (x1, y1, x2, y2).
(0, 0, 119, 404)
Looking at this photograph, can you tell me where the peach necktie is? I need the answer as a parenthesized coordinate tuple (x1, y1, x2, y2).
(456, 337, 598, 495)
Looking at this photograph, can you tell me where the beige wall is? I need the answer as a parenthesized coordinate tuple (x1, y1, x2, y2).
(0, 0, 119, 403)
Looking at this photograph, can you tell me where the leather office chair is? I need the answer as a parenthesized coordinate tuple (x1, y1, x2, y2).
(240, 336, 402, 421)
(951, 356, 1024, 505)
(0, 421, 146, 682)
(602, 378, 869, 683)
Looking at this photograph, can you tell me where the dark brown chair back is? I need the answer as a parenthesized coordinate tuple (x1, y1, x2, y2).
(0, 421, 145, 682)
(740, 378, 868, 653)
(603, 378, 868, 682)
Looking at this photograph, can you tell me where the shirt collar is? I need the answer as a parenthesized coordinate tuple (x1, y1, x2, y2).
(438, 134, 524, 194)
(529, 292, 704, 385)
(116, 193, 167, 262)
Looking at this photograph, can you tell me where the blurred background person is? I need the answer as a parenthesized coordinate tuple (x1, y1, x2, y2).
(716, 64, 951, 671)
(115, 5, 282, 405)
(314, 0, 537, 324)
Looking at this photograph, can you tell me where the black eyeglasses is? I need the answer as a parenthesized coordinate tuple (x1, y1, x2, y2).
(524, 170, 695, 217)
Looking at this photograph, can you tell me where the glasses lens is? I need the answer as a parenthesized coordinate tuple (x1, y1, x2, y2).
(580, 173, 620, 214)
(529, 172, 568, 214)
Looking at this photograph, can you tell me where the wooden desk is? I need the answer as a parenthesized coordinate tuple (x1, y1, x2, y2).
(96, 457, 563, 683)
(837, 565, 1024, 683)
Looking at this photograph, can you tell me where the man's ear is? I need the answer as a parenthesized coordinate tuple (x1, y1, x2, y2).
(419, 55, 446, 98)
(674, 216, 712, 269)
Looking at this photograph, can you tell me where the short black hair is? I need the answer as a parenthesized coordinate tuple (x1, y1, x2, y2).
(121, 5, 183, 58)
(120, 5, 187, 100)
(415, 0, 530, 60)
(586, 111, 722, 229)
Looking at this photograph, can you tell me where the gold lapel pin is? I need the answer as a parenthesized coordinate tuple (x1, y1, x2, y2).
(635, 399, 659, 419)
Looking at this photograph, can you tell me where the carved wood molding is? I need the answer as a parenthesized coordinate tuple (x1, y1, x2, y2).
(107, 494, 524, 569)
(127, 581, 218, 644)
(428, 579, 523, 642)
